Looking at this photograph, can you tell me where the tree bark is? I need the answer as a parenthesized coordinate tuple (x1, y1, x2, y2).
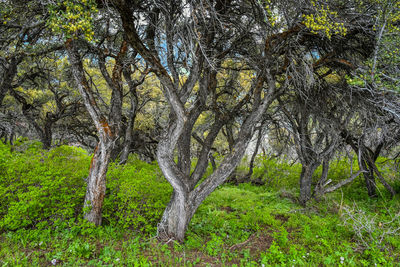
(83, 141, 112, 225)
(314, 160, 330, 198)
(341, 131, 378, 198)
(120, 66, 149, 164)
(0, 57, 21, 107)
(299, 162, 319, 206)
(65, 38, 117, 225)
(119, 117, 134, 164)
(157, 190, 195, 242)
(360, 156, 377, 197)
(41, 125, 52, 150)
(322, 170, 364, 194)
(369, 159, 396, 197)
(246, 127, 263, 179)
(40, 117, 54, 150)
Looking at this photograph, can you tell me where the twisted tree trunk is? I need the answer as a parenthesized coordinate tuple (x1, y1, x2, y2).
(83, 141, 112, 225)
(66, 38, 124, 225)
(157, 191, 195, 242)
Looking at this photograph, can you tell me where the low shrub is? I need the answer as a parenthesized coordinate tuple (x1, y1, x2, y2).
(251, 156, 302, 190)
(102, 154, 172, 234)
(0, 143, 90, 231)
(0, 142, 172, 234)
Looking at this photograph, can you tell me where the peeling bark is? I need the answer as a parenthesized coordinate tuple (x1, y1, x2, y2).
(83, 142, 112, 225)
(65, 38, 121, 225)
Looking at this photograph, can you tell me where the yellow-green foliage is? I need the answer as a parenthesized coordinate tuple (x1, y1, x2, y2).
(302, 1, 347, 39)
(0, 142, 90, 231)
(385, 0, 400, 33)
(103, 155, 172, 234)
(263, 0, 279, 27)
(0, 141, 172, 234)
(47, 0, 98, 41)
(0, 2, 12, 25)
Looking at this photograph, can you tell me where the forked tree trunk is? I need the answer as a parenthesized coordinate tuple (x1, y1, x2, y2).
(66, 38, 120, 225)
(299, 163, 319, 206)
(156, 82, 277, 242)
(83, 141, 112, 225)
(157, 191, 195, 242)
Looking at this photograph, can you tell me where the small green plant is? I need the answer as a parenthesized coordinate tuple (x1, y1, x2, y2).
(99, 245, 122, 264)
(205, 233, 225, 256)
(260, 241, 287, 265)
(68, 240, 94, 259)
(0, 141, 399, 266)
(273, 227, 289, 247)
(251, 155, 302, 189)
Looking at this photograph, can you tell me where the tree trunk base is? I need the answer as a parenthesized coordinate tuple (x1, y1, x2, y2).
(157, 191, 195, 243)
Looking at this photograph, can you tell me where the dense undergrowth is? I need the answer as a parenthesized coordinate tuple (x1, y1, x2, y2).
(0, 141, 399, 266)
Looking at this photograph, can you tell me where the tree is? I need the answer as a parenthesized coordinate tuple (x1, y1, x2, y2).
(110, 0, 380, 240)
(278, 94, 338, 205)
(0, 0, 63, 144)
(109, 0, 288, 241)
(330, 0, 400, 197)
(46, 0, 147, 224)
(9, 55, 84, 149)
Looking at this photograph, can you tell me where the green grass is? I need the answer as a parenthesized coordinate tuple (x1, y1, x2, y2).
(0, 141, 399, 266)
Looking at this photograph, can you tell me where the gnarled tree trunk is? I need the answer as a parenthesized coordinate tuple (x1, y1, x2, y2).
(115, 0, 281, 242)
(155, 77, 277, 242)
(299, 162, 319, 206)
(157, 191, 195, 242)
(83, 141, 112, 225)
(361, 157, 377, 197)
(66, 38, 125, 225)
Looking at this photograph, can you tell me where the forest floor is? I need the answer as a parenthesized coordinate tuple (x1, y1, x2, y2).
(0, 142, 399, 266)
(1, 183, 399, 266)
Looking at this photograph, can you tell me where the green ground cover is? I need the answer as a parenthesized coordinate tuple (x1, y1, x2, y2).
(0, 141, 399, 266)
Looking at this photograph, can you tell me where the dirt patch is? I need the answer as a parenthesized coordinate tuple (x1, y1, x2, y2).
(274, 214, 289, 223)
(220, 206, 234, 213)
(229, 231, 274, 255)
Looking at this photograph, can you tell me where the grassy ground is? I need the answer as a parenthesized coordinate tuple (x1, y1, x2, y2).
(0, 142, 399, 266)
